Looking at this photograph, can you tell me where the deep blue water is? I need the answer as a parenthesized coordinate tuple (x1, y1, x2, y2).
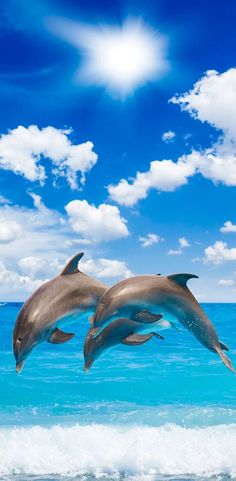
(0, 302, 236, 481)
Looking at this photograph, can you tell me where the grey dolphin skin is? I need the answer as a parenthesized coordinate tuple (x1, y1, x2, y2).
(13, 252, 107, 373)
(92, 273, 235, 373)
(84, 314, 167, 371)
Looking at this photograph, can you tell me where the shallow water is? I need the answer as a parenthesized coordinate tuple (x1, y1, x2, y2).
(0, 303, 236, 481)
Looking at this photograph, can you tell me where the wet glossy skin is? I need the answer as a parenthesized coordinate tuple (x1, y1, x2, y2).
(13, 269, 107, 371)
(84, 317, 168, 370)
(92, 274, 235, 372)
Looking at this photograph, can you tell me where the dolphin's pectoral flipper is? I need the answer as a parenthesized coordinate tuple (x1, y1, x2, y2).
(215, 346, 235, 373)
(48, 328, 75, 344)
(152, 332, 164, 340)
(123, 332, 164, 345)
(60, 252, 84, 276)
(132, 311, 163, 323)
(122, 333, 155, 346)
(167, 273, 199, 288)
(219, 340, 229, 351)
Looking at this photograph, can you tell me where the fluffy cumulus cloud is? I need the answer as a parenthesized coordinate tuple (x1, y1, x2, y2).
(0, 220, 22, 243)
(218, 279, 235, 286)
(204, 241, 236, 264)
(220, 221, 236, 233)
(167, 236, 190, 255)
(108, 157, 195, 206)
(0, 260, 45, 300)
(0, 194, 73, 281)
(162, 130, 176, 143)
(18, 256, 63, 279)
(0, 192, 132, 299)
(0, 125, 98, 189)
(186, 143, 236, 187)
(80, 257, 133, 279)
(171, 68, 236, 137)
(65, 199, 129, 242)
(109, 68, 236, 207)
(171, 68, 236, 187)
(138, 233, 163, 247)
(179, 236, 190, 248)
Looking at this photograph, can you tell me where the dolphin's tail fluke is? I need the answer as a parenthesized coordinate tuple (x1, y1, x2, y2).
(215, 346, 235, 373)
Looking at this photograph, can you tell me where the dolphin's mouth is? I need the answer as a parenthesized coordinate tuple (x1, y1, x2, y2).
(15, 360, 25, 374)
(84, 359, 93, 372)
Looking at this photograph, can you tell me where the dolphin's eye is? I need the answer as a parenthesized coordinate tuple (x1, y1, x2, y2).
(17, 337, 22, 342)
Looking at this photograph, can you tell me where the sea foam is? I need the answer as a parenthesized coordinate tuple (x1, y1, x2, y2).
(1, 422, 236, 477)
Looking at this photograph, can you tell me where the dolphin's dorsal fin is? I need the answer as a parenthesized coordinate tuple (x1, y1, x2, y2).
(167, 273, 199, 288)
(60, 252, 84, 276)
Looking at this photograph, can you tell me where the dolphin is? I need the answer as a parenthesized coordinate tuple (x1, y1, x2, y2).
(13, 252, 107, 373)
(84, 314, 173, 371)
(92, 273, 235, 373)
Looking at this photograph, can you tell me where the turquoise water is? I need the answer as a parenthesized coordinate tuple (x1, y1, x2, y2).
(0, 302, 236, 481)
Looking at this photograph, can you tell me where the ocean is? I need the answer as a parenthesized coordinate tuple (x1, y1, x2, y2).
(0, 302, 236, 481)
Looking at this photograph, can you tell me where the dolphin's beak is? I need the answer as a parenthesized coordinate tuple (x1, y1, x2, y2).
(84, 359, 93, 372)
(16, 360, 25, 374)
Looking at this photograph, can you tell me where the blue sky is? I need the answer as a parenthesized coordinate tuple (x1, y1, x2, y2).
(0, 0, 236, 301)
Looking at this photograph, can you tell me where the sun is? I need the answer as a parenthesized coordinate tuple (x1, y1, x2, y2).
(81, 21, 168, 96)
(51, 18, 169, 98)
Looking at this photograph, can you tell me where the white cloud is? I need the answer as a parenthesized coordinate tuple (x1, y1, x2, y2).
(80, 257, 133, 279)
(18, 256, 43, 278)
(218, 279, 235, 286)
(0, 260, 44, 300)
(171, 69, 236, 138)
(167, 248, 182, 256)
(0, 125, 98, 189)
(64, 238, 92, 248)
(0, 194, 130, 300)
(1, 253, 135, 301)
(0, 220, 22, 243)
(109, 68, 236, 207)
(18, 256, 63, 279)
(65, 199, 129, 242)
(167, 236, 190, 255)
(220, 221, 236, 233)
(29, 192, 47, 211)
(138, 233, 163, 247)
(0, 194, 11, 204)
(171, 69, 236, 188)
(108, 157, 195, 206)
(162, 130, 176, 143)
(0, 193, 69, 271)
(108, 141, 236, 207)
(204, 241, 236, 264)
(179, 236, 190, 248)
(187, 143, 236, 187)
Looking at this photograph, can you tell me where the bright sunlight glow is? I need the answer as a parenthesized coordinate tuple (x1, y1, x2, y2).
(50, 18, 169, 97)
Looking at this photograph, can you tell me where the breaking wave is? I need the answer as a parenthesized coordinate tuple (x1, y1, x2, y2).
(0, 422, 236, 477)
